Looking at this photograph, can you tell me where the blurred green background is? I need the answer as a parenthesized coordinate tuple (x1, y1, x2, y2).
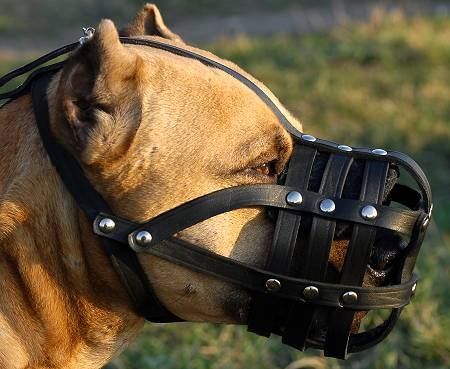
(1, 1, 448, 369)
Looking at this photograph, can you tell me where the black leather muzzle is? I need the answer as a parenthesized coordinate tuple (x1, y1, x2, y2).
(0, 34, 432, 359)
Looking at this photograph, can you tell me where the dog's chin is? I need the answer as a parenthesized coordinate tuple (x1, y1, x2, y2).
(222, 289, 251, 324)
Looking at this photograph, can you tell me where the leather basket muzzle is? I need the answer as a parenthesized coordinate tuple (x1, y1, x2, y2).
(248, 135, 431, 358)
(0, 34, 432, 360)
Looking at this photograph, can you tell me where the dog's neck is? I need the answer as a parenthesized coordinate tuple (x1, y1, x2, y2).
(0, 93, 142, 368)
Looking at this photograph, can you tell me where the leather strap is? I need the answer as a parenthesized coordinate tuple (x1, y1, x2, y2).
(0, 36, 432, 214)
(93, 186, 419, 248)
(140, 237, 418, 310)
(31, 72, 180, 322)
(324, 161, 388, 358)
(247, 145, 316, 336)
(282, 154, 353, 350)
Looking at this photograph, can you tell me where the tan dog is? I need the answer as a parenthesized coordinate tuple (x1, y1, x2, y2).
(0, 4, 375, 368)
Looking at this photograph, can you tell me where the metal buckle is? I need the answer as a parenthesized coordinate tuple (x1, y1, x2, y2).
(79, 27, 95, 45)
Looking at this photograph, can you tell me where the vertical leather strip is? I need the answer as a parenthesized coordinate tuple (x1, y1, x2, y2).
(324, 161, 389, 358)
(282, 154, 353, 349)
(267, 145, 317, 272)
(248, 145, 316, 336)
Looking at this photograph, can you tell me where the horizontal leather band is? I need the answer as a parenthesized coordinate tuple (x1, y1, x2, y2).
(136, 237, 417, 310)
(92, 185, 420, 248)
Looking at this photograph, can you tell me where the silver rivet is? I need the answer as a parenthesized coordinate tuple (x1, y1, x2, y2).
(135, 231, 153, 246)
(320, 199, 336, 213)
(361, 205, 378, 220)
(286, 191, 303, 206)
(98, 218, 116, 233)
(338, 144, 352, 152)
(265, 278, 281, 291)
(412, 283, 417, 293)
(302, 134, 317, 142)
(303, 286, 320, 300)
(342, 291, 358, 304)
(372, 148, 387, 156)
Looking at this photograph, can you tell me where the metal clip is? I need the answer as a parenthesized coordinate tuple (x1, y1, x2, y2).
(79, 27, 95, 45)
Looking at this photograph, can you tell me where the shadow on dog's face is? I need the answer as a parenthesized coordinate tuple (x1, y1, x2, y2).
(54, 4, 403, 330)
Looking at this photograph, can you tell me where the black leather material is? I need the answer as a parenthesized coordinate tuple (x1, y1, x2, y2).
(248, 145, 316, 337)
(134, 237, 419, 310)
(282, 154, 353, 350)
(1, 34, 432, 359)
(324, 161, 388, 358)
(92, 186, 419, 246)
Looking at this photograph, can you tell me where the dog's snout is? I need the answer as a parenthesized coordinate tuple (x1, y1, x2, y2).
(369, 232, 407, 272)
(370, 244, 400, 271)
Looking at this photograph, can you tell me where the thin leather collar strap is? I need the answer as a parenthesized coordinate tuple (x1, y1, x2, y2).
(120, 37, 300, 136)
(122, 38, 431, 211)
(0, 36, 434, 213)
(31, 72, 180, 322)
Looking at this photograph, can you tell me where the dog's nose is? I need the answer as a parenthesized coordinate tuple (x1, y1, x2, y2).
(369, 231, 407, 281)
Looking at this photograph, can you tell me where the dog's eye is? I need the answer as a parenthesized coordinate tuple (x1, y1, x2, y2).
(252, 160, 277, 177)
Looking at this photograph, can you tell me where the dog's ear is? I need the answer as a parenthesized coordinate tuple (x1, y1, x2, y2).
(58, 19, 143, 150)
(120, 3, 183, 43)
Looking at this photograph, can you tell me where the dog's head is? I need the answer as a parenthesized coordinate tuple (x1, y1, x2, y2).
(52, 4, 401, 329)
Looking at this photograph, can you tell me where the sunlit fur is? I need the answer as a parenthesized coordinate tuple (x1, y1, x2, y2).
(0, 4, 370, 368)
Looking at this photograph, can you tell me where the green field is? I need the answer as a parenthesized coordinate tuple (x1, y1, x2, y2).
(1, 11, 449, 369)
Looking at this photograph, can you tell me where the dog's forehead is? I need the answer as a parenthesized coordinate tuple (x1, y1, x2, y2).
(126, 38, 303, 135)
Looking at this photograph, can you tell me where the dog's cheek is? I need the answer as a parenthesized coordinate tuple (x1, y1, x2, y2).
(139, 255, 242, 322)
(136, 208, 272, 322)
(177, 208, 273, 267)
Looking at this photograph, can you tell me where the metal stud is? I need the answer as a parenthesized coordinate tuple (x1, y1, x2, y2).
(303, 286, 320, 300)
(302, 134, 317, 142)
(135, 230, 153, 246)
(337, 144, 352, 152)
(320, 199, 336, 213)
(98, 218, 116, 233)
(265, 278, 281, 291)
(372, 148, 388, 156)
(342, 291, 358, 305)
(286, 191, 303, 206)
(361, 205, 378, 220)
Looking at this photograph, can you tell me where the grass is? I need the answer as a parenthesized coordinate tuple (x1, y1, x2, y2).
(1, 10, 449, 369)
